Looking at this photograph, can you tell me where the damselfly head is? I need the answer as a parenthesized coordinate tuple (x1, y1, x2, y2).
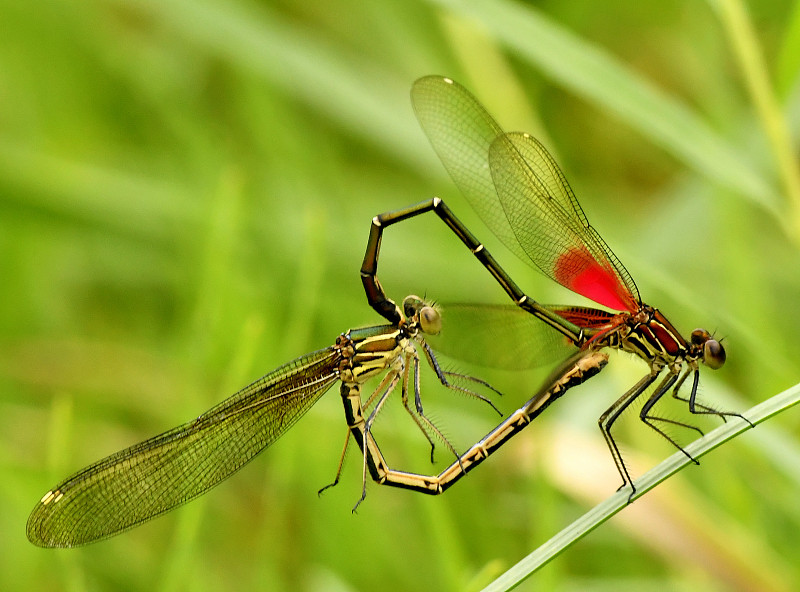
(402, 295, 442, 335)
(691, 328, 726, 370)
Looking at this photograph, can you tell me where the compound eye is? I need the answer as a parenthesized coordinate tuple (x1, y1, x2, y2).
(418, 306, 442, 335)
(691, 328, 711, 346)
(402, 295, 423, 319)
(703, 339, 726, 370)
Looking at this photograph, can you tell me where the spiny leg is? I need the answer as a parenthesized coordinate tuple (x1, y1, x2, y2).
(675, 369, 754, 427)
(639, 371, 703, 463)
(368, 363, 440, 461)
(420, 341, 503, 416)
(321, 364, 436, 496)
(391, 339, 505, 469)
(670, 368, 724, 418)
(318, 429, 353, 495)
(399, 350, 463, 466)
(598, 371, 659, 496)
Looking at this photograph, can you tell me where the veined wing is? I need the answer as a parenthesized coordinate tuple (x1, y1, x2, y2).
(490, 132, 639, 311)
(27, 347, 341, 548)
(412, 75, 639, 312)
(426, 304, 575, 370)
(412, 75, 525, 262)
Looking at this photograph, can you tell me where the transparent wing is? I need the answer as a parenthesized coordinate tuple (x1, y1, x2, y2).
(27, 347, 341, 548)
(412, 75, 526, 261)
(490, 132, 639, 311)
(426, 304, 575, 370)
(412, 76, 639, 311)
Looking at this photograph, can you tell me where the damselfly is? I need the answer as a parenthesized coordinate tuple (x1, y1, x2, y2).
(27, 293, 605, 547)
(361, 76, 750, 497)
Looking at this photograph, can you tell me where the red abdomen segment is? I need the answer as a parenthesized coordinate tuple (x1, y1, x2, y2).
(551, 306, 617, 330)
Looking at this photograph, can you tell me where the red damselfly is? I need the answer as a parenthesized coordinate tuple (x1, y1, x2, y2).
(361, 76, 750, 498)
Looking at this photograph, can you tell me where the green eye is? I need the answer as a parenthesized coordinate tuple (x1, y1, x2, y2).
(418, 306, 442, 335)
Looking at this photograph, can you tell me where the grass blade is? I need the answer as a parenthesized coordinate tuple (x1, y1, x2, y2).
(481, 380, 800, 591)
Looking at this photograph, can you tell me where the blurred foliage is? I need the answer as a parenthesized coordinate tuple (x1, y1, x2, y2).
(2, 0, 800, 590)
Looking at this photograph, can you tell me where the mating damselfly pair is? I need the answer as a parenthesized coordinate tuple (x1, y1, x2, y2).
(27, 76, 746, 548)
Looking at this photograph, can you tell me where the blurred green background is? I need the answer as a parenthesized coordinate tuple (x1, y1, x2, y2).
(3, 0, 800, 590)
